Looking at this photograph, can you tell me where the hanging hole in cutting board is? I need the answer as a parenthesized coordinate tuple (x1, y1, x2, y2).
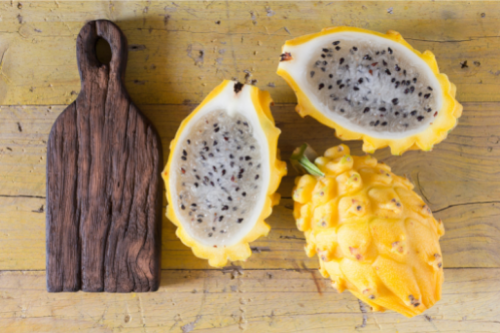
(95, 37, 112, 65)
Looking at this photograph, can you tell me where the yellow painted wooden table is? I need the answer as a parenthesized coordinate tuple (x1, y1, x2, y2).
(1, 1, 499, 332)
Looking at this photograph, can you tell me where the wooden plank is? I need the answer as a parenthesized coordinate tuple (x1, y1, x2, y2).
(1, 103, 499, 270)
(45, 20, 163, 293)
(0, 1, 500, 105)
(0, 268, 498, 332)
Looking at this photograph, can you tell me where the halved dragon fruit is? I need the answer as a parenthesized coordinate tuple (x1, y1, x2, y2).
(163, 80, 286, 267)
(277, 27, 462, 155)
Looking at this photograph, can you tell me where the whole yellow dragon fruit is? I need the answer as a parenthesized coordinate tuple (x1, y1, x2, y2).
(291, 144, 445, 317)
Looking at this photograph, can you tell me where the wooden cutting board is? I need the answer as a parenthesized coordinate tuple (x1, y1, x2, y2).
(46, 20, 163, 292)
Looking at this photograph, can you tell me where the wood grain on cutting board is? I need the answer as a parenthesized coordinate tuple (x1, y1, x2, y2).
(0, 1, 499, 332)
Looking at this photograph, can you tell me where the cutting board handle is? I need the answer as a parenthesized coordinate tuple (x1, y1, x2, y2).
(76, 20, 128, 88)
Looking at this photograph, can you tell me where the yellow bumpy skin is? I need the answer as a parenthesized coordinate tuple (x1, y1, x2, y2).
(278, 27, 463, 155)
(292, 144, 445, 317)
(163, 81, 287, 267)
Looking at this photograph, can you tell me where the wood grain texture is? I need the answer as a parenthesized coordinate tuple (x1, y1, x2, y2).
(0, 1, 500, 105)
(46, 20, 163, 292)
(0, 269, 498, 332)
(1, 102, 499, 270)
(1, 2, 500, 331)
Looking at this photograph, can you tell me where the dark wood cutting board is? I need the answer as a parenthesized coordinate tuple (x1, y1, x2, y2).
(46, 20, 163, 292)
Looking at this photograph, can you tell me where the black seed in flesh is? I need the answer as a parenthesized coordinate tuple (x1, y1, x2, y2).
(424, 93, 431, 99)
(395, 64, 401, 71)
(395, 82, 400, 88)
(336, 80, 342, 85)
(413, 78, 417, 83)
(181, 204, 185, 210)
(411, 110, 417, 116)
(228, 196, 233, 201)
(339, 84, 345, 89)
(328, 85, 333, 90)
(417, 116, 424, 121)
(242, 192, 247, 197)
(388, 47, 393, 54)
(219, 215, 224, 221)
(319, 83, 325, 90)
(363, 107, 370, 113)
(328, 74, 333, 78)
(358, 78, 363, 84)
(428, 86, 433, 91)
(181, 156, 187, 161)
(381, 121, 387, 126)
(379, 107, 386, 112)
(403, 69, 407, 76)
(404, 88, 409, 94)
(419, 92, 422, 97)
(339, 58, 344, 65)
(383, 60, 387, 66)
(352, 46, 358, 51)
(187, 139, 191, 144)
(214, 127, 220, 132)
(385, 69, 391, 75)
(333, 41, 340, 45)
(391, 78, 396, 83)
(353, 86, 359, 91)
(310, 71, 315, 78)
(392, 98, 398, 105)
(237, 218, 244, 223)
(322, 48, 329, 53)
(335, 46, 341, 51)
(374, 120, 380, 126)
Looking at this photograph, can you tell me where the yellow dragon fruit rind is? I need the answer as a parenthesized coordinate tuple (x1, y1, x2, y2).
(277, 26, 463, 155)
(292, 145, 444, 317)
(163, 80, 286, 267)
